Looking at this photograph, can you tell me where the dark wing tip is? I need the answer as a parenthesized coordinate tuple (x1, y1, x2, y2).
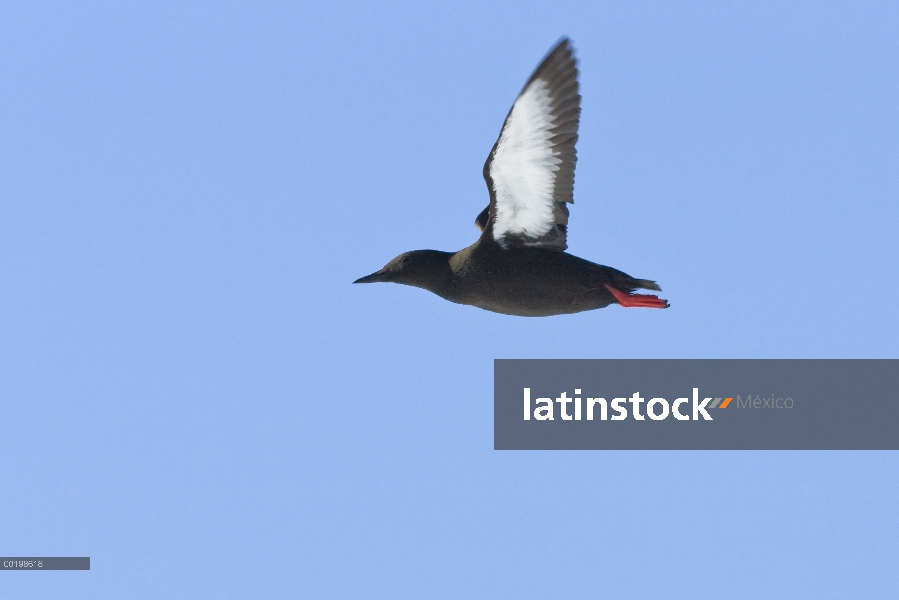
(528, 37, 577, 85)
(555, 37, 574, 56)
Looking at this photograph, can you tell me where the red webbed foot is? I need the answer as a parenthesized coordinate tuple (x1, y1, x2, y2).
(604, 284, 670, 309)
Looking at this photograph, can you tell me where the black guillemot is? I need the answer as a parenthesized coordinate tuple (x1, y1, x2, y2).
(354, 38, 669, 316)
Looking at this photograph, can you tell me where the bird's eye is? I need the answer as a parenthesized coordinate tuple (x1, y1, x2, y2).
(400, 256, 412, 267)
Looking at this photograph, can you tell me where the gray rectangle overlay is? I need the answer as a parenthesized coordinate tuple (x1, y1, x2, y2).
(1, 557, 90, 570)
(494, 360, 899, 450)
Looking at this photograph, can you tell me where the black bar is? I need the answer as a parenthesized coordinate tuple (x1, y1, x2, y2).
(1, 558, 90, 570)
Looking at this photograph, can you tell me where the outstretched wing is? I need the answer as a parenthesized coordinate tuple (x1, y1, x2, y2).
(477, 38, 580, 251)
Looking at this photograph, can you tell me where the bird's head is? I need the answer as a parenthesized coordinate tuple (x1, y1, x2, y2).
(353, 250, 452, 289)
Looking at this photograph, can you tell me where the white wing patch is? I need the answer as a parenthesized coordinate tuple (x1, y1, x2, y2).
(480, 38, 579, 251)
(489, 79, 562, 245)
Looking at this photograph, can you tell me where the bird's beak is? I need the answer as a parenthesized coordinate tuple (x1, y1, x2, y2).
(353, 270, 388, 284)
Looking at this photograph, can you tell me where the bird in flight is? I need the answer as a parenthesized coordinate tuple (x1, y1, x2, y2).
(354, 38, 669, 316)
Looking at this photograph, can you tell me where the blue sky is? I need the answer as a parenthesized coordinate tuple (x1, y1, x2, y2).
(1, 1, 897, 598)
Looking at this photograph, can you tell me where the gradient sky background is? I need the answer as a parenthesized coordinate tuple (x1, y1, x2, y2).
(2, 1, 898, 598)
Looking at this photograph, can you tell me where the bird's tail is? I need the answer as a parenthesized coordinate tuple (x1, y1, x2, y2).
(633, 278, 661, 292)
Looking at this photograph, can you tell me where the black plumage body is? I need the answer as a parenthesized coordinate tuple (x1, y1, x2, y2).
(355, 242, 662, 317)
